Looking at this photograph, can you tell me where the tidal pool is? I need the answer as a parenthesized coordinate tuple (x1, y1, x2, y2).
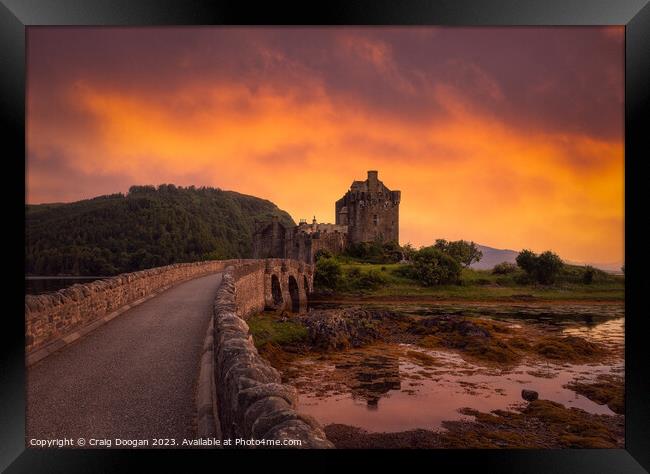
(284, 314, 624, 433)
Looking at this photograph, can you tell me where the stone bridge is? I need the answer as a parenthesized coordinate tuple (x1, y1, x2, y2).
(231, 258, 313, 317)
(25, 258, 332, 449)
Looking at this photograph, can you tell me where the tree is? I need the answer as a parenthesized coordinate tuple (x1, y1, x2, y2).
(25, 185, 296, 276)
(433, 239, 449, 252)
(516, 249, 564, 284)
(515, 249, 538, 275)
(536, 251, 564, 284)
(401, 242, 417, 261)
(434, 239, 483, 267)
(314, 257, 342, 291)
(411, 247, 462, 286)
(449, 240, 483, 267)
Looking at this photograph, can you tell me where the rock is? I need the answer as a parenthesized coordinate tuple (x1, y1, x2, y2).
(238, 383, 298, 412)
(302, 307, 383, 351)
(522, 389, 539, 401)
(456, 320, 490, 338)
(242, 396, 292, 434)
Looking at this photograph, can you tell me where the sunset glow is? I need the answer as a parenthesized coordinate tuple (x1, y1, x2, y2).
(27, 27, 624, 265)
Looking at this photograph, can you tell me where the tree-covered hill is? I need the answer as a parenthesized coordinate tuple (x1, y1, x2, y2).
(26, 184, 295, 276)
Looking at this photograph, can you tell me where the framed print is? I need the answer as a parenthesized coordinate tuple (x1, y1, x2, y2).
(1, 0, 649, 472)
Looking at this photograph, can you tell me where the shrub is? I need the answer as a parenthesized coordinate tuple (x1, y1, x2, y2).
(411, 246, 462, 286)
(314, 249, 332, 262)
(393, 263, 416, 279)
(582, 266, 596, 284)
(492, 262, 518, 275)
(344, 241, 403, 264)
(558, 264, 612, 284)
(401, 243, 417, 261)
(346, 268, 388, 291)
(514, 273, 534, 285)
(381, 241, 403, 263)
(347, 267, 362, 278)
(314, 257, 342, 291)
(345, 242, 382, 262)
(516, 249, 564, 284)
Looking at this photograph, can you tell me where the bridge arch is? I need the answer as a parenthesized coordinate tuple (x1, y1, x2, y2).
(271, 274, 283, 307)
(288, 276, 300, 312)
(303, 275, 310, 295)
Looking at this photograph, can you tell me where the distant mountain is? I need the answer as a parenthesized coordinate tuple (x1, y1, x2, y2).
(470, 244, 623, 274)
(470, 245, 519, 270)
(26, 184, 295, 276)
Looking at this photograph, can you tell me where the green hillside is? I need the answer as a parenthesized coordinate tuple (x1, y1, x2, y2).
(26, 184, 295, 276)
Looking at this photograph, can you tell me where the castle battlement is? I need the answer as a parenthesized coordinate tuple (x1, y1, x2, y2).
(335, 170, 400, 245)
(253, 170, 400, 263)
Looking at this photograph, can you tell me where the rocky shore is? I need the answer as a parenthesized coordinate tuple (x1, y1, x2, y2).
(325, 399, 624, 449)
(247, 304, 624, 449)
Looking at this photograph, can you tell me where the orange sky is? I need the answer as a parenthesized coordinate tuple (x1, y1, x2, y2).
(26, 27, 624, 266)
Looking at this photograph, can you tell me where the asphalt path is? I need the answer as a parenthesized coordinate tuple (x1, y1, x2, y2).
(26, 272, 223, 446)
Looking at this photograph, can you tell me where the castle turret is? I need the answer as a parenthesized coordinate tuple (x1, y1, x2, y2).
(335, 170, 400, 245)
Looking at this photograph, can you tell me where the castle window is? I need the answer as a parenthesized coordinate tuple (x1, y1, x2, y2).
(373, 214, 378, 226)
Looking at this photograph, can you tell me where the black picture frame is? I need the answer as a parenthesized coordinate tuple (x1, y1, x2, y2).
(1, 0, 649, 472)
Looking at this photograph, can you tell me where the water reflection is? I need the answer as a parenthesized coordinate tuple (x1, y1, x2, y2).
(289, 315, 624, 433)
(335, 353, 401, 408)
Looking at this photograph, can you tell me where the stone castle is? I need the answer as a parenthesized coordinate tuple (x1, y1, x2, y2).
(253, 170, 400, 263)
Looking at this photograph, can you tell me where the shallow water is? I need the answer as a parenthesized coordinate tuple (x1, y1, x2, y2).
(288, 314, 624, 433)
(562, 317, 624, 352)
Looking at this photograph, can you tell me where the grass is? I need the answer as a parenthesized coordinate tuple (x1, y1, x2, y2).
(247, 312, 309, 348)
(325, 262, 624, 301)
(246, 312, 310, 369)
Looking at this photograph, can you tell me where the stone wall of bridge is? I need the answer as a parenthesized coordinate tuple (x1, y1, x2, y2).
(211, 263, 333, 448)
(232, 258, 313, 319)
(25, 255, 329, 447)
(25, 257, 314, 354)
(25, 259, 244, 354)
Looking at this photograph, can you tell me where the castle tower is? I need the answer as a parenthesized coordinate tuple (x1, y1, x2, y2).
(335, 170, 400, 245)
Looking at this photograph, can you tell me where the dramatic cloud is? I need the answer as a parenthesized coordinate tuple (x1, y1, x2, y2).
(26, 27, 624, 265)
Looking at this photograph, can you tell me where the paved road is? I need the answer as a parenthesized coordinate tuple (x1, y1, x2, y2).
(26, 272, 223, 445)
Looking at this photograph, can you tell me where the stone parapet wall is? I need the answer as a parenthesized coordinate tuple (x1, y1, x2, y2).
(231, 261, 267, 319)
(212, 269, 333, 448)
(25, 260, 241, 353)
(25, 255, 329, 447)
